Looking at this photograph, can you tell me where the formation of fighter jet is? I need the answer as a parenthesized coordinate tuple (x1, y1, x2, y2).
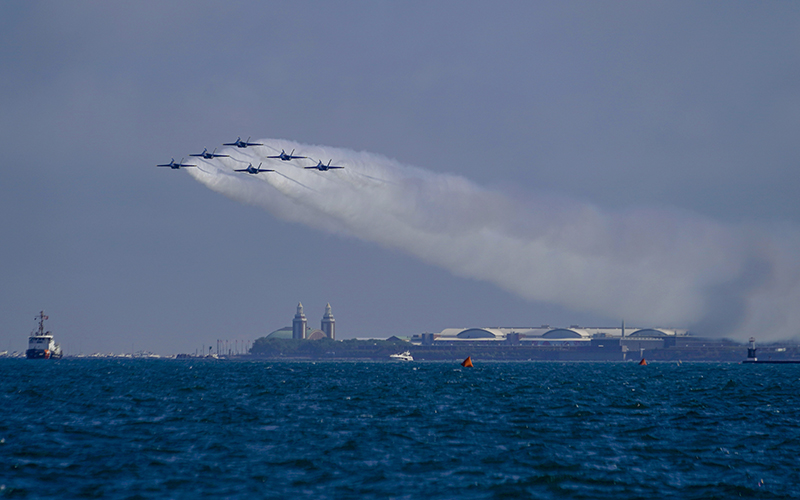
(157, 158, 197, 169)
(234, 162, 274, 174)
(267, 149, 307, 161)
(223, 136, 263, 148)
(190, 147, 229, 159)
(161, 138, 347, 175)
(305, 159, 344, 171)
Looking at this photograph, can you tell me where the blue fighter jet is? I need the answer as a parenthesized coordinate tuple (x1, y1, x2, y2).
(305, 159, 343, 171)
(157, 158, 197, 169)
(223, 136, 263, 148)
(267, 149, 307, 161)
(190, 148, 229, 159)
(234, 162, 274, 174)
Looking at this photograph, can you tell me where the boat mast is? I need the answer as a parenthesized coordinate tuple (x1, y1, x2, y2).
(36, 311, 47, 335)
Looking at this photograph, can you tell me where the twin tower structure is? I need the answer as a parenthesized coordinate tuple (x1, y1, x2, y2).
(292, 302, 336, 340)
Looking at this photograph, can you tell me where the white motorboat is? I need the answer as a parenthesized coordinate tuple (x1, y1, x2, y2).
(390, 351, 413, 362)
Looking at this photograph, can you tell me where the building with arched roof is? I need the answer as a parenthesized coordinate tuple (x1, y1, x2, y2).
(627, 328, 681, 337)
(266, 326, 293, 339)
(266, 326, 321, 340)
(411, 325, 688, 346)
(437, 328, 506, 340)
(542, 328, 591, 339)
(307, 329, 327, 340)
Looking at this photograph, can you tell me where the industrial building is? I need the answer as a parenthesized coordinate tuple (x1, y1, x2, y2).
(410, 324, 690, 352)
(252, 310, 789, 361)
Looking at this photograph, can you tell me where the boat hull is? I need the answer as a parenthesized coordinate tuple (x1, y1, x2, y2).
(26, 349, 62, 360)
(389, 351, 414, 361)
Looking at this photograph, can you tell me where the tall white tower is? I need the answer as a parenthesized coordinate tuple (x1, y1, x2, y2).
(292, 302, 307, 340)
(321, 303, 335, 340)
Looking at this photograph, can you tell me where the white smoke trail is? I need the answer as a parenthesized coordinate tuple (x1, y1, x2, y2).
(187, 139, 800, 340)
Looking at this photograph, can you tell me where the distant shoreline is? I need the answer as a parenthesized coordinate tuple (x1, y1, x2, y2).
(6, 337, 798, 363)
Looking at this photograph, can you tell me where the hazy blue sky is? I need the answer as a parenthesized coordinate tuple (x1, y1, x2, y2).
(2, 1, 799, 355)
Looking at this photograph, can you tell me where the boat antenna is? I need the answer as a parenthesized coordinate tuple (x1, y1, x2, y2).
(36, 311, 47, 335)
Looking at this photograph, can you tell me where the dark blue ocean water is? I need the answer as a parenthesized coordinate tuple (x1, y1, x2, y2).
(1, 359, 799, 499)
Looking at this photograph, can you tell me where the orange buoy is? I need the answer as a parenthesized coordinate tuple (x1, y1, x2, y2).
(461, 356, 473, 367)
(638, 358, 647, 366)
